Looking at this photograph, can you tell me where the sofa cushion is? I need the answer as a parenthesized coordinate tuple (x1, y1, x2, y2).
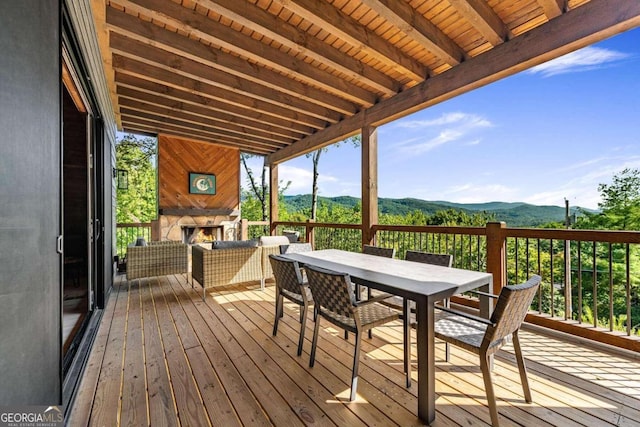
(259, 235, 291, 246)
(212, 239, 259, 250)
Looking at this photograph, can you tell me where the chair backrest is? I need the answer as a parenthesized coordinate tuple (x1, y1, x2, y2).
(363, 244, 395, 258)
(305, 264, 356, 318)
(279, 242, 313, 254)
(405, 250, 452, 267)
(484, 275, 541, 347)
(269, 254, 304, 295)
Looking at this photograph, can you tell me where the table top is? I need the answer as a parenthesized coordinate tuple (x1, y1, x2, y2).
(282, 249, 492, 301)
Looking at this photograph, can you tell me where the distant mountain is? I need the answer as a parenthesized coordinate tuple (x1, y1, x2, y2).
(283, 195, 591, 227)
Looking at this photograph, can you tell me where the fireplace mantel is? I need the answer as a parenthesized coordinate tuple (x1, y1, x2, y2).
(159, 208, 240, 217)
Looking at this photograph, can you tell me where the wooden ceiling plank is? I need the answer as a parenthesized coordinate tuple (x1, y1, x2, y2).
(122, 122, 272, 155)
(116, 86, 307, 140)
(267, 0, 640, 164)
(106, 8, 354, 116)
(121, 114, 284, 150)
(359, 0, 465, 66)
(118, 98, 295, 145)
(198, 0, 399, 96)
(114, 71, 327, 131)
(537, 0, 566, 19)
(272, 0, 428, 81)
(115, 0, 377, 107)
(447, 0, 509, 46)
(111, 49, 342, 124)
(114, 76, 315, 135)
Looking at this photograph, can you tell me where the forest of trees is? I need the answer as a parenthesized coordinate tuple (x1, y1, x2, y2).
(116, 134, 640, 335)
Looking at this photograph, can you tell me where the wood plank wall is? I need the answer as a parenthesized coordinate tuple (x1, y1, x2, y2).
(158, 134, 240, 211)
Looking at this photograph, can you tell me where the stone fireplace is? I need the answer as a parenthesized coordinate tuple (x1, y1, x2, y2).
(154, 208, 240, 243)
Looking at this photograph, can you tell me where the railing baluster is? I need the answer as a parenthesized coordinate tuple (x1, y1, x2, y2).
(626, 244, 631, 336)
(550, 238, 555, 318)
(593, 242, 598, 328)
(537, 239, 542, 314)
(578, 242, 583, 324)
(609, 243, 613, 332)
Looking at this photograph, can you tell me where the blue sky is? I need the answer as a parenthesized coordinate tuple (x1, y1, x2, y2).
(243, 26, 640, 210)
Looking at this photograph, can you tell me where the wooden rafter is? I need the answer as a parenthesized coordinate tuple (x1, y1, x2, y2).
(199, 0, 400, 96)
(106, 8, 356, 116)
(271, 0, 429, 81)
(267, 0, 640, 164)
(359, 0, 465, 66)
(115, 0, 377, 107)
(447, 0, 510, 46)
(537, 0, 567, 19)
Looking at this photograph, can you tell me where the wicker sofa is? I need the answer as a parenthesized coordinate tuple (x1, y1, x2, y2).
(191, 236, 290, 298)
(126, 240, 189, 280)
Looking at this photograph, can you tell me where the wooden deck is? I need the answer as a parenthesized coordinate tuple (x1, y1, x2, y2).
(68, 273, 640, 426)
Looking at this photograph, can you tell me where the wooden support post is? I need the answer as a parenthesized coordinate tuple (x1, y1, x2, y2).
(269, 163, 278, 236)
(240, 219, 248, 241)
(361, 125, 378, 247)
(306, 219, 315, 248)
(486, 221, 507, 294)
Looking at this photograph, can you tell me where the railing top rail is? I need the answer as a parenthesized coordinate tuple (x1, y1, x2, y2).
(273, 221, 361, 230)
(505, 227, 640, 243)
(116, 222, 153, 228)
(373, 224, 487, 235)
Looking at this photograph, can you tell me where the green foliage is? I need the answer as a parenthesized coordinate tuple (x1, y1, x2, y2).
(116, 134, 157, 223)
(576, 168, 640, 231)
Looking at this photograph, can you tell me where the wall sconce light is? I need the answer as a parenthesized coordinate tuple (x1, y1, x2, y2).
(116, 169, 128, 190)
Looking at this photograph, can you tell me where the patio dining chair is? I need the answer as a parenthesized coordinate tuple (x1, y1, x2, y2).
(305, 264, 404, 401)
(360, 244, 395, 300)
(434, 275, 541, 426)
(279, 242, 313, 254)
(269, 254, 314, 356)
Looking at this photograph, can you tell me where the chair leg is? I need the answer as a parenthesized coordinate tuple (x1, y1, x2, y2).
(273, 293, 282, 336)
(344, 330, 348, 340)
(513, 331, 532, 403)
(403, 297, 411, 388)
(350, 331, 362, 401)
(480, 351, 499, 427)
(260, 278, 265, 291)
(297, 305, 308, 356)
(309, 316, 322, 367)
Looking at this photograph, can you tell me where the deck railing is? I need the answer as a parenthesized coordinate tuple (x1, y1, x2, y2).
(272, 220, 640, 352)
(116, 219, 640, 351)
(115, 222, 152, 259)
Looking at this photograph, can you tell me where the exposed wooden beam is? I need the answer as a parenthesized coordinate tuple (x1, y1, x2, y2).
(359, 0, 465, 66)
(116, 0, 377, 107)
(106, 8, 358, 116)
(267, 0, 640, 164)
(116, 87, 307, 140)
(111, 52, 340, 126)
(114, 72, 326, 131)
(118, 98, 295, 145)
(447, 0, 509, 46)
(122, 122, 272, 155)
(537, 0, 567, 19)
(115, 71, 313, 135)
(121, 117, 275, 154)
(272, 0, 428, 81)
(122, 107, 286, 150)
(199, 0, 399, 96)
(120, 109, 287, 149)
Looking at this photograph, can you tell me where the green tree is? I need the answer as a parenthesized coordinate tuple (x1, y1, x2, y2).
(307, 135, 361, 219)
(116, 134, 156, 223)
(577, 168, 640, 230)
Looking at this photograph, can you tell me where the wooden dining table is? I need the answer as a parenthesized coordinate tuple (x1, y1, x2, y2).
(281, 249, 493, 425)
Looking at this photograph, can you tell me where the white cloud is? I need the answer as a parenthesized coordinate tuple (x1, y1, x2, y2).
(278, 165, 337, 194)
(528, 46, 630, 77)
(393, 112, 492, 155)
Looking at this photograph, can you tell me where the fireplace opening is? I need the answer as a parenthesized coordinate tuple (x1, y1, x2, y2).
(182, 226, 222, 244)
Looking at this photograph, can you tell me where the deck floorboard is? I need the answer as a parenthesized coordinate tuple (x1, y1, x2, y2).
(69, 274, 640, 426)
